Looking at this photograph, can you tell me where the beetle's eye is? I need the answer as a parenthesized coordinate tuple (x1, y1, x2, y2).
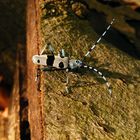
(76, 60, 79, 63)
(37, 60, 40, 63)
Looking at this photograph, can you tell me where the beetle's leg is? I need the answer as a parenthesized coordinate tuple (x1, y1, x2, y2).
(40, 43, 54, 55)
(41, 67, 52, 71)
(40, 44, 47, 55)
(35, 67, 41, 91)
(47, 43, 54, 54)
(60, 49, 65, 58)
(65, 68, 70, 93)
(35, 67, 40, 81)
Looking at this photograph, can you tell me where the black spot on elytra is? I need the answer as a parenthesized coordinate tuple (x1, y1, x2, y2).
(47, 55, 54, 66)
(37, 60, 40, 63)
(59, 62, 64, 68)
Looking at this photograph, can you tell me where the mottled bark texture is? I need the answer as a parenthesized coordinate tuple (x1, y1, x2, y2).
(27, 0, 140, 140)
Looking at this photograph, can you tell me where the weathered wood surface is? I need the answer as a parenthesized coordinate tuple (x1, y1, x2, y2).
(0, 115, 8, 140)
(8, 51, 20, 140)
(26, 0, 44, 140)
(0, 47, 20, 140)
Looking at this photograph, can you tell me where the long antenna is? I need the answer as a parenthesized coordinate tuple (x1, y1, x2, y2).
(84, 18, 115, 57)
(83, 65, 112, 95)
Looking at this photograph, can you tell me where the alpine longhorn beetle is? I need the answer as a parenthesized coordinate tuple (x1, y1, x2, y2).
(32, 18, 115, 94)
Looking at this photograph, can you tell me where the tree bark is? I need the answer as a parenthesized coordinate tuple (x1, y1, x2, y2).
(27, 0, 44, 140)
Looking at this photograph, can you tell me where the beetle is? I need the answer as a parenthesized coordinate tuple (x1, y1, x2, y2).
(32, 18, 115, 94)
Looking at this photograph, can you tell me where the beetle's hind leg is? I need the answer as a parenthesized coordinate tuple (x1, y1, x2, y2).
(35, 67, 41, 91)
(65, 68, 71, 94)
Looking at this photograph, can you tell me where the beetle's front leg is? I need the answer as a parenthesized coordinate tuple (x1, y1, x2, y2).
(35, 67, 41, 91)
(35, 67, 41, 81)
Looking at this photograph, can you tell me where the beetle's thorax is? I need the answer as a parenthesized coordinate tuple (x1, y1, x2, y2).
(69, 59, 83, 70)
